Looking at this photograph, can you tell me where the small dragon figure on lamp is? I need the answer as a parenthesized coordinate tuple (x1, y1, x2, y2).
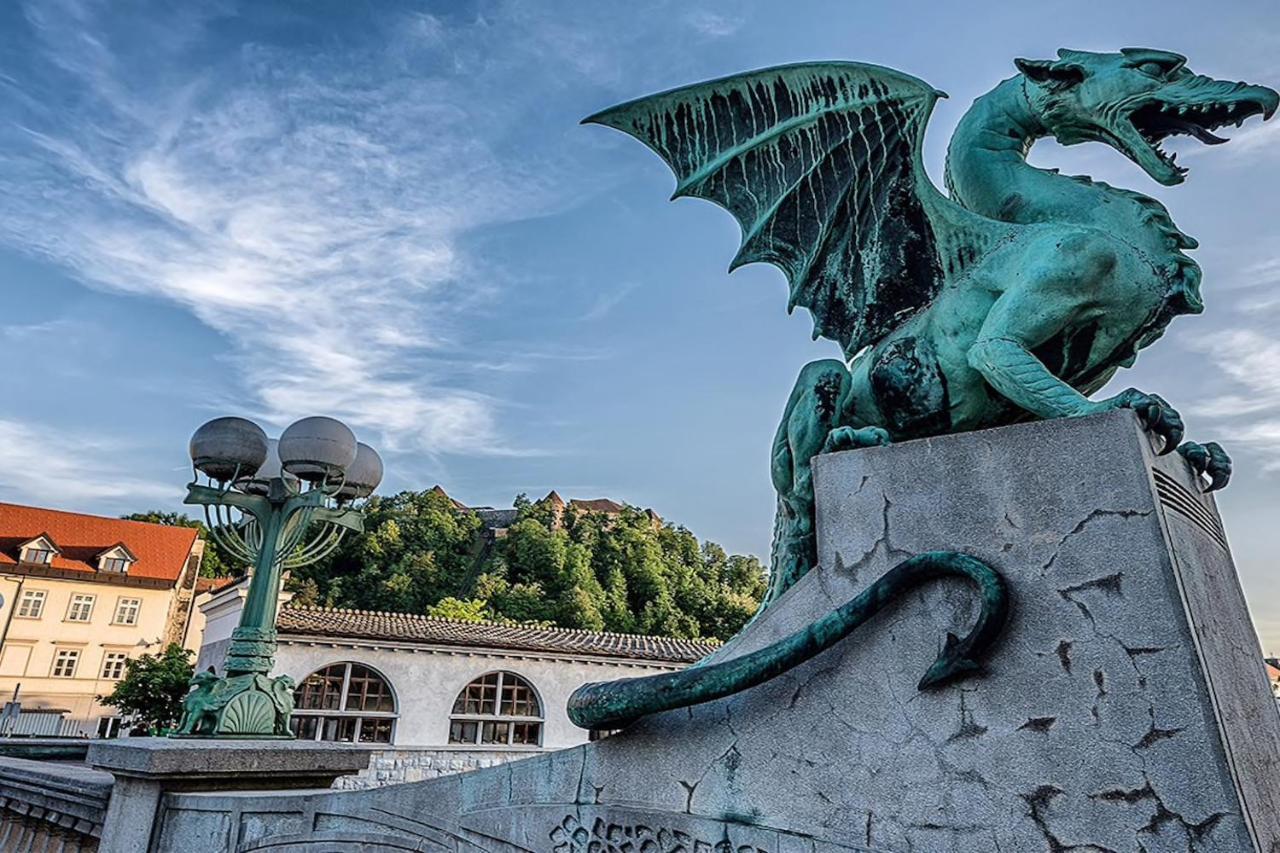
(567, 50, 1277, 731)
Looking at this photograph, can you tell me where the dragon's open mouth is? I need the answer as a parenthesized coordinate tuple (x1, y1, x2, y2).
(1126, 94, 1275, 179)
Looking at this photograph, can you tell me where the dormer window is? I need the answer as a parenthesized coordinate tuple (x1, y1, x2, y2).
(18, 535, 59, 566)
(95, 544, 136, 574)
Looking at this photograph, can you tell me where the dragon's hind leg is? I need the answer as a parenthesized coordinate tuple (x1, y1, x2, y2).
(823, 425, 892, 454)
(764, 360, 889, 612)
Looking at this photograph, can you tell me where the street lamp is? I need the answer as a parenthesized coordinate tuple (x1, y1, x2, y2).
(173, 415, 382, 738)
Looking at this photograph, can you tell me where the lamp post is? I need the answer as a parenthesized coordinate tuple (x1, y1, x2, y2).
(173, 415, 382, 738)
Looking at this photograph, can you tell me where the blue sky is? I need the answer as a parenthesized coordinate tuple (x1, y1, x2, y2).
(2, 1, 1278, 642)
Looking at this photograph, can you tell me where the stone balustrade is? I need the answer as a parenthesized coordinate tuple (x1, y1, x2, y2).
(0, 755, 111, 851)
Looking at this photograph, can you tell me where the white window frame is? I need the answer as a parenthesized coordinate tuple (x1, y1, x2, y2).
(100, 556, 130, 573)
(290, 662, 398, 744)
(51, 648, 80, 678)
(96, 546, 134, 574)
(66, 594, 96, 623)
(15, 589, 46, 619)
(96, 716, 122, 739)
(19, 537, 57, 566)
(112, 597, 141, 626)
(447, 670, 544, 747)
(100, 652, 128, 680)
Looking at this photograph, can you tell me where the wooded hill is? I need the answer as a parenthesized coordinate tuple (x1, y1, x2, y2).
(286, 488, 767, 642)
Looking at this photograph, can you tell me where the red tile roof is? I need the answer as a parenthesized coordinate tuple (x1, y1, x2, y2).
(0, 503, 198, 584)
(194, 575, 237, 594)
(568, 498, 626, 514)
(277, 606, 718, 664)
(427, 485, 469, 510)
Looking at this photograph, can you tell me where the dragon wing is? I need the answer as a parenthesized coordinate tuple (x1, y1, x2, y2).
(586, 62, 963, 358)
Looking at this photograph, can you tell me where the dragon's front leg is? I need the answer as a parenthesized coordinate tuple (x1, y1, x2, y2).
(1087, 386, 1186, 452)
(968, 338, 1186, 448)
(963, 234, 1198, 454)
(968, 338, 1229, 489)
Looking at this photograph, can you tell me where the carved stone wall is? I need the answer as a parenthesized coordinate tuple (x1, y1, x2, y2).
(150, 412, 1280, 851)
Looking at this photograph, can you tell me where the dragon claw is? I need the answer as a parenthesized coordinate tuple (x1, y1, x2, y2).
(1144, 393, 1184, 453)
(1107, 389, 1183, 453)
(1177, 440, 1232, 491)
(823, 426, 892, 454)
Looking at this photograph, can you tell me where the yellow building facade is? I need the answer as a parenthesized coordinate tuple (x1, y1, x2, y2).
(0, 503, 207, 737)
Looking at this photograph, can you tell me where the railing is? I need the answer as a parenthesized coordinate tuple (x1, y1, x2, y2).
(1, 714, 81, 738)
(0, 705, 83, 738)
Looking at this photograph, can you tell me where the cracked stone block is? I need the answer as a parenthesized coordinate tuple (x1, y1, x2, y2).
(797, 409, 1280, 852)
(149, 412, 1280, 853)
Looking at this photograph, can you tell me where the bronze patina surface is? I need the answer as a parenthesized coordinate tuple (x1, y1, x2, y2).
(569, 50, 1276, 727)
(587, 50, 1275, 608)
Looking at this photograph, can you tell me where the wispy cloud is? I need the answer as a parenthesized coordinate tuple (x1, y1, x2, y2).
(0, 419, 176, 508)
(0, 1, 650, 459)
(1179, 111, 1278, 162)
(1221, 117, 1280, 158)
(685, 10, 743, 38)
(580, 281, 639, 321)
(2, 317, 96, 343)
(1187, 328, 1280, 468)
(1228, 256, 1280, 306)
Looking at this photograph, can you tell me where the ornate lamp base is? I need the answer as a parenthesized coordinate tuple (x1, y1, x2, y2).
(175, 415, 375, 741)
(172, 671, 297, 739)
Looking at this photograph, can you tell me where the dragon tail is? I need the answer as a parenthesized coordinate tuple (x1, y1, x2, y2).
(567, 551, 1009, 731)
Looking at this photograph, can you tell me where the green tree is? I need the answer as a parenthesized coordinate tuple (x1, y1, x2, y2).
(284, 486, 767, 642)
(292, 489, 482, 612)
(600, 566, 634, 633)
(97, 644, 194, 733)
(288, 576, 321, 607)
(120, 511, 238, 577)
(487, 497, 764, 640)
(426, 597, 491, 622)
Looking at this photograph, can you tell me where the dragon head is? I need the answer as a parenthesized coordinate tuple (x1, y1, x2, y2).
(1016, 48, 1277, 186)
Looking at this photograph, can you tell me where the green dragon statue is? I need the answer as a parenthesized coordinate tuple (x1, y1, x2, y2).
(566, 51, 1277, 731)
(587, 49, 1276, 611)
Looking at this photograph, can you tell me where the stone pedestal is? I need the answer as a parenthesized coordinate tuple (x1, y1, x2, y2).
(88, 738, 370, 852)
(147, 412, 1280, 852)
(801, 409, 1280, 850)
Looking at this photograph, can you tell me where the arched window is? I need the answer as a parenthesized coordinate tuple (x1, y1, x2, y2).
(290, 662, 397, 744)
(448, 671, 542, 746)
